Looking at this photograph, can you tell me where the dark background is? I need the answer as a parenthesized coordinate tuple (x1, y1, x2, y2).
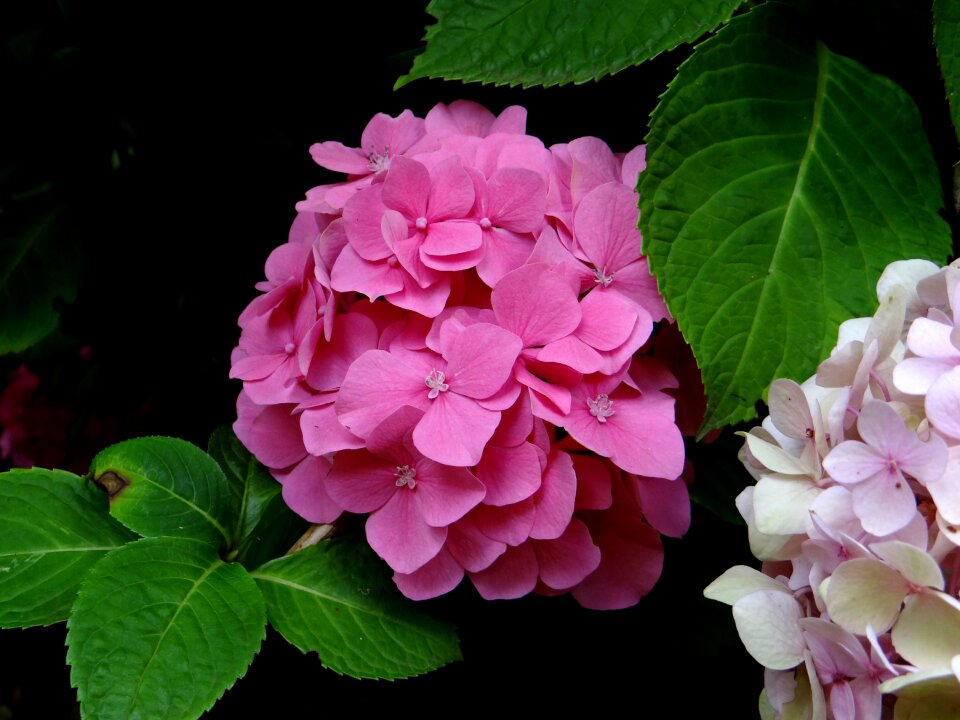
(0, 1, 953, 717)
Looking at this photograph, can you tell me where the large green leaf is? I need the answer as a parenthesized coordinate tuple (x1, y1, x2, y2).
(252, 537, 461, 679)
(0, 468, 136, 628)
(67, 537, 265, 720)
(0, 204, 81, 354)
(207, 426, 307, 570)
(935, 0, 960, 143)
(640, 1, 952, 434)
(396, 0, 743, 89)
(90, 436, 241, 547)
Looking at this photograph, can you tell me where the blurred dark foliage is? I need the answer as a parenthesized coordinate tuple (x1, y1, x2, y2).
(0, 0, 954, 717)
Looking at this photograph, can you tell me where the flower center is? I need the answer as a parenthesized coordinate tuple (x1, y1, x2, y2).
(415, 216, 428, 231)
(394, 464, 417, 489)
(425, 369, 449, 399)
(587, 393, 615, 422)
(479, 217, 492, 230)
(367, 147, 391, 174)
(593, 267, 615, 287)
(283, 342, 295, 354)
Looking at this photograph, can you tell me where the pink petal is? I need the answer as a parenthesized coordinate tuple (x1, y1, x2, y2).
(485, 168, 546, 232)
(573, 508, 663, 610)
(277, 454, 342, 524)
(330, 244, 404, 299)
(604, 259, 669, 322)
(850, 474, 918, 536)
(574, 182, 642, 273)
(572, 454, 613, 511)
(303, 312, 379, 391)
(530, 449, 577, 540)
(364, 404, 421, 460)
(492, 264, 582, 346)
(335, 349, 431, 439)
(475, 227, 536, 287)
(309, 141, 369, 174)
(473, 500, 536, 546)
(575, 290, 642, 351)
(490, 392, 533, 446)
(420, 220, 483, 259)
(928, 367, 960, 439)
(427, 156, 475, 221)
(381, 156, 430, 219)
(537, 336, 603, 374)
(393, 548, 464, 600)
(469, 543, 538, 600)
(342, 185, 392, 261)
(620, 145, 646, 188)
(477, 442, 542, 506)
(533, 519, 601, 590)
(233, 393, 306, 469)
(632, 474, 690, 538)
(414, 392, 501, 466)
(823, 441, 888, 485)
(386, 274, 452, 318)
(446, 515, 507, 572)
(564, 388, 684, 479)
(366, 490, 447, 574)
(360, 110, 425, 159)
(445, 323, 522, 399)
(324, 449, 398, 513)
(415, 458, 486, 527)
(300, 403, 365, 455)
(567, 137, 619, 206)
(425, 99, 496, 138)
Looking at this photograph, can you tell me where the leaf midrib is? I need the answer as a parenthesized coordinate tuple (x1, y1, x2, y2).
(708, 41, 831, 421)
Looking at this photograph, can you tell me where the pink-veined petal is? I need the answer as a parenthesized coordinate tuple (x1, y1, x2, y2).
(469, 543, 538, 600)
(393, 548, 464, 600)
(414, 392, 500, 466)
(415, 458, 486, 527)
(366, 490, 447, 574)
(324, 449, 398, 513)
(529, 448, 577, 540)
(533, 519, 601, 590)
(476, 442, 542, 506)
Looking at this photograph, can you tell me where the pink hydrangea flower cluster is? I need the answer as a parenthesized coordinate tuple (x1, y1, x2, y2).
(707, 260, 960, 717)
(231, 100, 692, 608)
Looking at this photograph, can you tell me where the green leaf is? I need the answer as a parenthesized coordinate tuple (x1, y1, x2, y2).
(396, 0, 743, 89)
(0, 469, 136, 628)
(935, 0, 960, 143)
(640, 1, 952, 435)
(207, 426, 308, 570)
(67, 537, 265, 720)
(252, 537, 461, 679)
(90, 436, 241, 547)
(0, 204, 81, 354)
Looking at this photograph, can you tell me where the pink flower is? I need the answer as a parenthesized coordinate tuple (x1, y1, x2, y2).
(823, 400, 948, 536)
(336, 321, 522, 466)
(326, 407, 485, 573)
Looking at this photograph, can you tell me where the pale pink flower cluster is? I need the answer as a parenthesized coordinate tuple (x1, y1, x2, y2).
(707, 260, 960, 717)
(230, 101, 691, 608)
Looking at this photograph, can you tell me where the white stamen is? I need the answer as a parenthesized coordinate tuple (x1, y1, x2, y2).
(480, 217, 492, 230)
(283, 342, 296, 354)
(593, 267, 615, 287)
(394, 464, 417, 489)
(415, 216, 428, 231)
(587, 393, 615, 423)
(425, 369, 449, 399)
(367, 146, 391, 173)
